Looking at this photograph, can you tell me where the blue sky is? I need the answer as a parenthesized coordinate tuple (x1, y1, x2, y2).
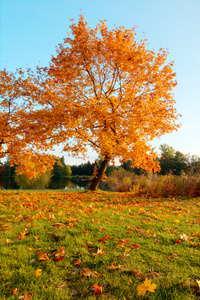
(1, 0, 200, 165)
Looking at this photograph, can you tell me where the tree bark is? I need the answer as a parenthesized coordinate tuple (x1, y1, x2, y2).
(89, 155, 110, 191)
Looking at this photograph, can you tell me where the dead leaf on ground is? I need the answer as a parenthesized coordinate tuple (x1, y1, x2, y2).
(73, 259, 82, 266)
(81, 267, 100, 278)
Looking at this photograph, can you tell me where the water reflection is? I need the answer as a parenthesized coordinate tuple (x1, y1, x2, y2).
(0, 177, 90, 190)
(48, 177, 90, 190)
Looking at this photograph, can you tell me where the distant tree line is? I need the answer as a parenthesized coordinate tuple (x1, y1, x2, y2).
(70, 159, 117, 177)
(122, 144, 200, 175)
(71, 144, 200, 177)
(1, 145, 200, 188)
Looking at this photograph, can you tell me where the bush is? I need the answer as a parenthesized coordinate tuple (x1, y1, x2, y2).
(106, 169, 200, 197)
(104, 168, 136, 192)
(15, 169, 52, 189)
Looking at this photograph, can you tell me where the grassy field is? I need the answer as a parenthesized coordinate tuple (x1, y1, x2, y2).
(0, 190, 200, 299)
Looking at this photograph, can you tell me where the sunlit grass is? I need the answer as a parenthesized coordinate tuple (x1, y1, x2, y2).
(0, 190, 200, 299)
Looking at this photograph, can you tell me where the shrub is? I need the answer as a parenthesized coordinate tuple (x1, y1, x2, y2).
(106, 170, 200, 197)
(15, 169, 52, 189)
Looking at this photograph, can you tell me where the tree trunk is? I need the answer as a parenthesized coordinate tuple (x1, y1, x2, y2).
(89, 156, 110, 191)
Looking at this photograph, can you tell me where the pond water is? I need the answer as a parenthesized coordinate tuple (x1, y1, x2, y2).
(0, 177, 91, 190)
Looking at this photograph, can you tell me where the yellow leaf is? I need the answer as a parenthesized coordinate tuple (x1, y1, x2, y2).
(137, 278, 157, 296)
(174, 219, 180, 224)
(125, 248, 131, 252)
(196, 280, 200, 288)
(34, 269, 42, 277)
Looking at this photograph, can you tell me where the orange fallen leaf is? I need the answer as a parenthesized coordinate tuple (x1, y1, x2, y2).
(52, 222, 65, 228)
(73, 259, 82, 266)
(48, 214, 55, 220)
(9, 288, 19, 295)
(81, 268, 100, 278)
(108, 264, 125, 270)
(131, 243, 139, 250)
(38, 252, 49, 261)
(117, 238, 130, 247)
(98, 235, 110, 243)
(91, 284, 102, 294)
(53, 247, 65, 262)
(18, 291, 32, 299)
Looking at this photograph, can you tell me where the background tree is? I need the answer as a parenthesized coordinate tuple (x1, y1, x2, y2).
(189, 155, 200, 173)
(173, 151, 188, 175)
(4, 15, 180, 190)
(158, 144, 176, 175)
(121, 159, 146, 175)
(52, 156, 72, 178)
(71, 161, 95, 176)
(158, 144, 189, 175)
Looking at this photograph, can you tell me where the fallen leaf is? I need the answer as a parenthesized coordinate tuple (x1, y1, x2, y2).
(38, 252, 49, 261)
(196, 279, 200, 288)
(92, 248, 105, 257)
(52, 222, 65, 228)
(108, 264, 125, 270)
(34, 269, 42, 277)
(175, 239, 181, 243)
(81, 268, 100, 278)
(152, 272, 159, 277)
(98, 227, 106, 232)
(18, 291, 32, 299)
(48, 214, 55, 220)
(117, 238, 130, 247)
(34, 235, 40, 241)
(137, 278, 157, 296)
(53, 247, 65, 262)
(118, 252, 130, 258)
(180, 234, 189, 241)
(131, 243, 139, 250)
(91, 284, 102, 294)
(73, 259, 82, 266)
(98, 235, 110, 243)
(9, 288, 19, 295)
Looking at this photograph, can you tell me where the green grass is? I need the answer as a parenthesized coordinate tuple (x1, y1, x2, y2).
(0, 190, 200, 299)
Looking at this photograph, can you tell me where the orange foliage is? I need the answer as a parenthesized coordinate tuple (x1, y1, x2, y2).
(0, 70, 56, 177)
(0, 15, 180, 178)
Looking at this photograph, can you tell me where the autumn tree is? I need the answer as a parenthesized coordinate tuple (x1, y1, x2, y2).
(2, 15, 180, 190)
(0, 70, 22, 161)
(0, 70, 56, 177)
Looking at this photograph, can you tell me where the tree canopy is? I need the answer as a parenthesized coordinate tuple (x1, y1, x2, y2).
(0, 15, 180, 190)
